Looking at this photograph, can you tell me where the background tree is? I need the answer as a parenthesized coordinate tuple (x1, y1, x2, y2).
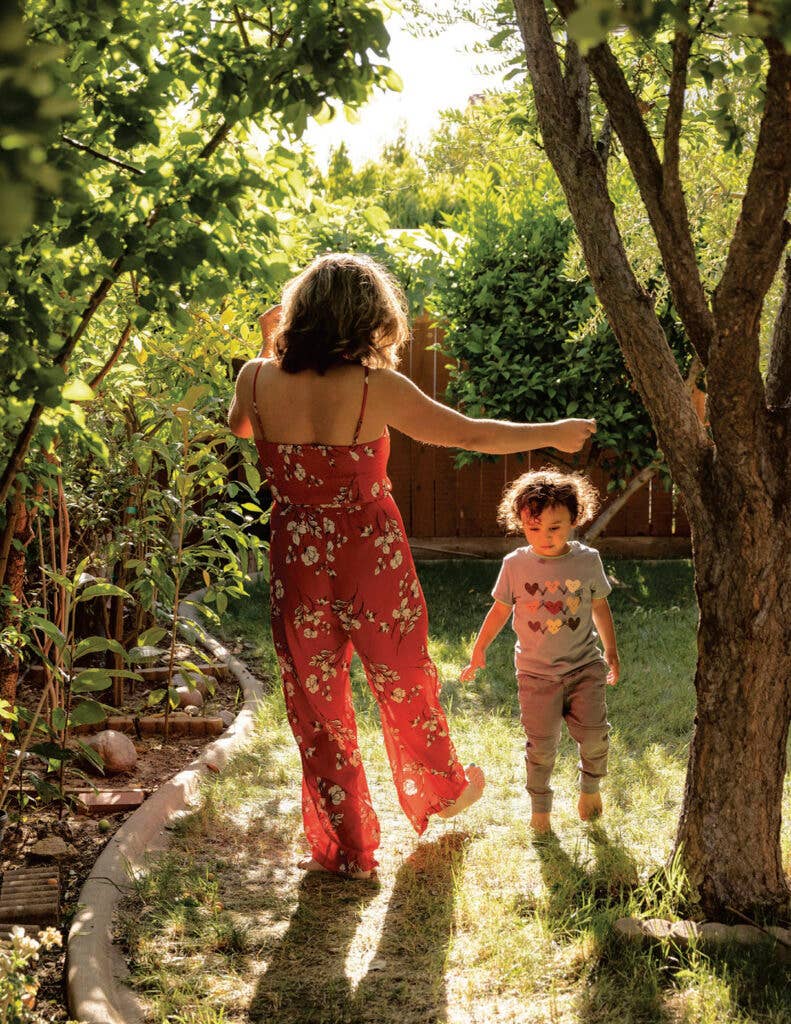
(505, 0, 791, 918)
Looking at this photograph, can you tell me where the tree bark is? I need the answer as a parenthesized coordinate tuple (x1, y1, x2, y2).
(0, 492, 36, 781)
(679, 485, 791, 918)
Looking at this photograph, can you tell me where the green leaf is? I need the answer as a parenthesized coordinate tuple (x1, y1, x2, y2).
(28, 614, 66, 650)
(72, 668, 140, 693)
(137, 626, 168, 647)
(75, 739, 105, 772)
(62, 379, 96, 402)
(363, 205, 390, 233)
(76, 583, 132, 603)
(70, 699, 108, 727)
(75, 636, 127, 661)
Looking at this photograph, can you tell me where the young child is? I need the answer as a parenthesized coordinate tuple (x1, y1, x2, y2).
(461, 468, 619, 833)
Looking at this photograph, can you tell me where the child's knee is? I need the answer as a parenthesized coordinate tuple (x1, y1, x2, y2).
(578, 727, 609, 762)
(526, 735, 559, 767)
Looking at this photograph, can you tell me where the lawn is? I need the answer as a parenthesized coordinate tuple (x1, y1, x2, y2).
(117, 559, 791, 1024)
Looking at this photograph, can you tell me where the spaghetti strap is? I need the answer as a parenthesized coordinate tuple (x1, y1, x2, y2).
(251, 361, 267, 439)
(352, 367, 369, 444)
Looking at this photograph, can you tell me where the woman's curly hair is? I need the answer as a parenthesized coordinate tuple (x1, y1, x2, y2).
(274, 252, 409, 374)
(497, 467, 600, 535)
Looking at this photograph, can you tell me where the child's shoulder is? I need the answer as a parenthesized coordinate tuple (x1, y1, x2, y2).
(568, 539, 603, 560)
(501, 545, 532, 567)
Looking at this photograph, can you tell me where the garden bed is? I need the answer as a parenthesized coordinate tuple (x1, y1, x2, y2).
(1, 635, 260, 1023)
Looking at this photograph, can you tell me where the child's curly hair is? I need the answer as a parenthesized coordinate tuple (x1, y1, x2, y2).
(497, 467, 600, 535)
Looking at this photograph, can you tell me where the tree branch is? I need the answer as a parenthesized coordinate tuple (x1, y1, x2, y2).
(766, 252, 791, 409)
(554, 0, 715, 367)
(513, 0, 711, 508)
(233, 5, 251, 48)
(662, 7, 690, 194)
(61, 135, 144, 175)
(712, 42, 791, 338)
(585, 461, 660, 542)
(708, 42, 791, 463)
(88, 319, 133, 392)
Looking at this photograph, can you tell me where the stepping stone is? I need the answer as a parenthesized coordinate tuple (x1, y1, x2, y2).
(0, 866, 60, 926)
(76, 789, 147, 815)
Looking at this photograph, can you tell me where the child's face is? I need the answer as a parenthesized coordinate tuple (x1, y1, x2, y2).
(520, 503, 574, 556)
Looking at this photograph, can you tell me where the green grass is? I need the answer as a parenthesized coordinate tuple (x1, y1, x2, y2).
(117, 559, 791, 1024)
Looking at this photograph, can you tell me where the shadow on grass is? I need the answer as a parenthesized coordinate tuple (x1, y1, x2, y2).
(249, 833, 468, 1024)
(528, 825, 791, 1024)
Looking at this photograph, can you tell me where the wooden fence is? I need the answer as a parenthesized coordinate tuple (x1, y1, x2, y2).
(390, 316, 691, 541)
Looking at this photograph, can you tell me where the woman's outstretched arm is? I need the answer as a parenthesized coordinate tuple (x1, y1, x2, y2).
(378, 370, 595, 454)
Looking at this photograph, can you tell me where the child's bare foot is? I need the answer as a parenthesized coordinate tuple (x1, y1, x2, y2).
(530, 812, 552, 834)
(297, 857, 372, 880)
(437, 764, 485, 819)
(578, 792, 603, 821)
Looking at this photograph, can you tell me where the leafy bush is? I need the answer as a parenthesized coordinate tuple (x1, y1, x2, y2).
(430, 171, 692, 486)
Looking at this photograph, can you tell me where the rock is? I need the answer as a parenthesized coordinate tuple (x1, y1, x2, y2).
(669, 921, 701, 946)
(84, 729, 138, 773)
(613, 918, 645, 941)
(699, 922, 731, 945)
(183, 704, 200, 717)
(731, 924, 765, 945)
(175, 686, 204, 709)
(29, 836, 78, 861)
(642, 919, 673, 940)
(218, 709, 235, 728)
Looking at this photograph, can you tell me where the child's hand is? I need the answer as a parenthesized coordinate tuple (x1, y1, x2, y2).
(460, 651, 485, 682)
(552, 418, 597, 453)
(604, 649, 620, 686)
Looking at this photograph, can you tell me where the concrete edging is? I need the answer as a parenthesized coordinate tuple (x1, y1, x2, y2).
(67, 588, 266, 1024)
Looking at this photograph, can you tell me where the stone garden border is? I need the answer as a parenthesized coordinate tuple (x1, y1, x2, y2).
(66, 588, 266, 1024)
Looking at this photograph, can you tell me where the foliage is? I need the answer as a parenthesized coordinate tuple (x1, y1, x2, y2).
(1, 0, 399, 507)
(429, 169, 692, 484)
(322, 132, 464, 228)
(0, 925, 62, 1024)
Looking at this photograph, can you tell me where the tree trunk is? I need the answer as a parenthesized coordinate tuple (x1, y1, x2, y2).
(0, 494, 36, 780)
(677, 473, 791, 920)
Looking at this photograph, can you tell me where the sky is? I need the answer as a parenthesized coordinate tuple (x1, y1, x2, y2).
(303, 7, 503, 168)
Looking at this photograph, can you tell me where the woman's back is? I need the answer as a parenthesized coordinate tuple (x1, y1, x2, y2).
(249, 360, 387, 446)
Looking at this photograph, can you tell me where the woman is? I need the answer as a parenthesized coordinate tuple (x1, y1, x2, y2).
(229, 252, 595, 877)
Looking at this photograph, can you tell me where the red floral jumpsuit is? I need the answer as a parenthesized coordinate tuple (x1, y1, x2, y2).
(251, 364, 467, 874)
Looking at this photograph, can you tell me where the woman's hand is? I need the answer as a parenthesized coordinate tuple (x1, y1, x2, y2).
(258, 304, 283, 357)
(550, 418, 597, 453)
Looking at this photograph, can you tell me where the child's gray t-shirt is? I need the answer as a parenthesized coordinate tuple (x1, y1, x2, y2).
(491, 541, 612, 677)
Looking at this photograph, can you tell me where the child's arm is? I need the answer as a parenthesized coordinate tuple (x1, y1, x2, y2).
(460, 601, 513, 681)
(592, 598, 620, 685)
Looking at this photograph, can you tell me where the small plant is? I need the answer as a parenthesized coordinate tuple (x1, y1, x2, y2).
(21, 558, 140, 810)
(0, 926, 62, 1023)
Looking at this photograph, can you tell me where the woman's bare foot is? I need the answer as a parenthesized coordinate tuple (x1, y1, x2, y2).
(530, 812, 552, 834)
(437, 765, 485, 819)
(578, 791, 603, 821)
(297, 857, 372, 880)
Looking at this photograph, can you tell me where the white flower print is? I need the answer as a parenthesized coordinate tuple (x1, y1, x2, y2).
(301, 545, 319, 566)
(329, 785, 346, 805)
(390, 549, 403, 570)
(403, 778, 417, 796)
(293, 463, 306, 481)
(322, 517, 336, 534)
(273, 579, 284, 600)
(371, 481, 380, 498)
